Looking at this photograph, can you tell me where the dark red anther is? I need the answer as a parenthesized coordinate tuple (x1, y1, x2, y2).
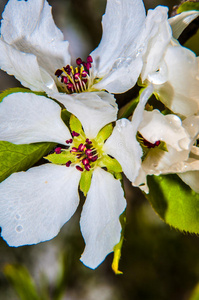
(72, 131, 80, 137)
(70, 147, 78, 153)
(67, 83, 74, 90)
(143, 139, 160, 148)
(74, 73, 80, 81)
(64, 65, 72, 74)
(55, 69, 63, 77)
(76, 58, 82, 65)
(86, 138, 92, 145)
(66, 139, 73, 144)
(87, 55, 93, 63)
(66, 161, 72, 167)
(78, 144, 85, 151)
(85, 149, 92, 156)
(82, 158, 90, 166)
(61, 76, 68, 84)
(86, 62, 92, 70)
(90, 155, 98, 162)
(76, 165, 83, 172)
(55, 147, 62, 154)
(155, 141, 160, 146)
(85, 164, 91, 171)
(81, 71, 88, 78)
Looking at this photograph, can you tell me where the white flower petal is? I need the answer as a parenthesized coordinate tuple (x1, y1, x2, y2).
(52, 91, 118, 139)
(182, 115, 199, 139)
(91, 0, 145, 93)
(0, 164, 81, 246)
(104, 85, 153, 182)
(131, 84, 154, 130)
(139, 110, 191, 151)
(80, 168, 126, 269)
(1, 0, 70, 77)
(0, 40, 57, 92)
(93, 57, 143, 93)
(153, 44, 199, 116)
(104, 119, 142, 182)
(141, 6, 172, 81)
(0, 92, 71, 145)
(178, 171, 199, 193)
(91, 0, 145, 77)
(169, 11, 199, 39)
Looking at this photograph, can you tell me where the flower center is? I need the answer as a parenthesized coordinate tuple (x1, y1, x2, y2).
(55, 130, 99, 172)
(55, 56, 93, 94)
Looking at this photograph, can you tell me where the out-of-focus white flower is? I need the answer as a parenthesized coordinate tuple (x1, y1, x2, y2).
(133, 109, 199, 193)
(141, 11, 199, 117)
(0, 0, 173, 97)
(0, 87, 151, 268)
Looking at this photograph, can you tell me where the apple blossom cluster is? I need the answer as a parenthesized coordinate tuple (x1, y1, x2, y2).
(0, 0, 198, 271)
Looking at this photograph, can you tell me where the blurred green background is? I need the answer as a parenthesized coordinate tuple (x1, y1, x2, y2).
(1, 0, 199, 299)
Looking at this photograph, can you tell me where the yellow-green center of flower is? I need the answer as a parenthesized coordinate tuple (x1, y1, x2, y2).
(54, 130, 103, 172)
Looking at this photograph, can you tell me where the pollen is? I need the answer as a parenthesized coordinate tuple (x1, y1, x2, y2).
(55, 56, 93, 94)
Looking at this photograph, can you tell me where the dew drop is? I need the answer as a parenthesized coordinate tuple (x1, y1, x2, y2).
(15, 214, 21, 220)
(16, 225, 23, 233)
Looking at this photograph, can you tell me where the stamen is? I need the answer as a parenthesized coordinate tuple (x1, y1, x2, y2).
(82, 158, 90, 166)
(90, 155, 98, 162)
(66, 139, 73, 144)
(76, 166, 83, 172)
(70, 147, 78, 153)
(86, 138, 92, 145)
(55, 69, 63, 77)
(143, 139, 160, 148)
(78, 144, 85, 151)
(55, 56, 93, 94)
(55, 147, 62, 154)
(72, 131, 80, 137)
(66, 161, 72, 167)
(85, 164, 91, 171)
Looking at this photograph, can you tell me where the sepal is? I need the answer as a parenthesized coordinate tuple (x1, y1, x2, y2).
(79, 170, 92, 196)
(112, 211, 126, 275)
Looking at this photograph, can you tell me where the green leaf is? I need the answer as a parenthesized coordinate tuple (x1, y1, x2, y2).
(79, 170, 92, 196)
(146, 174, 199, 233)
(69, 115, 85, 137)
(112, 211, 126, 275)
(95, 123, 113, 145)
(45, 151, 76, 165)
(189, 283, 199, 300)
(0, 87, 46, 103)
(177, 1, 199, 13)
(98, 154, 122, 173)
(4, 264, 41, 300)
(0, 141, 55, 182)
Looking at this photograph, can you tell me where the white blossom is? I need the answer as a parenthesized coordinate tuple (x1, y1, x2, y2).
(141, 10, 199, 117)
(0, 90, 148, 268)
(0, 0, 173, 97)
(133, 109, 199, 193)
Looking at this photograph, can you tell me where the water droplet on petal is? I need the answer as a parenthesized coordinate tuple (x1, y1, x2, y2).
(16, 225, 23, 233)
(15, 214, 21, 220)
